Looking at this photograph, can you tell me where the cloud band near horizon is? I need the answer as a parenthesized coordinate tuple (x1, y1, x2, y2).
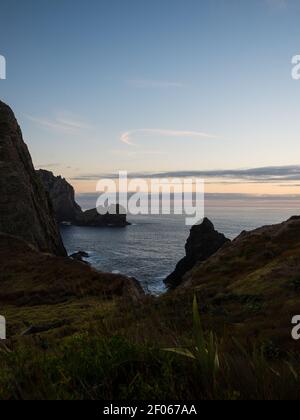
(70, 165, 300, 183)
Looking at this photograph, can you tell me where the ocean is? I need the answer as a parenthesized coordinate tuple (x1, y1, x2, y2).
(60, 195, 300, 295)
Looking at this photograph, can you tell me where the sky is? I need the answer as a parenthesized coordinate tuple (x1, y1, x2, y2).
(1, 0, 300, 194)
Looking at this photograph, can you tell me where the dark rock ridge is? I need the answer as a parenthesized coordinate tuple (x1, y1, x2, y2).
(76, 207, 130, 227)
(70, 251, 90, 264)
(171, 216, 300, 348)
(37, 170, 130, 227)
(37, 169, 82, 223)
(165, 217, 230, 289)
(181, 215, 300, 291)
(0, 101, 66, 256)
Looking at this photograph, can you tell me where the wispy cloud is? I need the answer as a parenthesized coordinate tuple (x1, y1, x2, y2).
(71, 165, 300, 183)
(127, 79, 185, 89)
(25, 113, 92, 134)
(120, 129, 217, 146)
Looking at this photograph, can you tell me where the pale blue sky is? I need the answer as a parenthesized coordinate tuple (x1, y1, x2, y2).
(1, 0, 300, 193)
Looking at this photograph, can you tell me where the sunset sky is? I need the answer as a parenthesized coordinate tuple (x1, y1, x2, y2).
(1, 0, 300, 194)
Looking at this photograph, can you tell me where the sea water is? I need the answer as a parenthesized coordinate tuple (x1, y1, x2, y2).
(61, 195, 300, 295)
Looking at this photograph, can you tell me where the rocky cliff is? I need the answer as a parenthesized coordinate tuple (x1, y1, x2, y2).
(38, 170, 129, 227)
(37, 170, 82, 223)
(181, 216, 300, 293)
(0, 101, 66, 256)
(172, 216, 300, 348)
(165, 218, 230, 288)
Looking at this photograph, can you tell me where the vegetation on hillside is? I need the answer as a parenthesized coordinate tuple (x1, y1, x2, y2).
(2, 217, 300, 400)
(1, 295, 300, 400)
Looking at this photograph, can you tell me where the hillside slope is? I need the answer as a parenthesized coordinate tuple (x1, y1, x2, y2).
(0, 234, 144, 337)
(175, 216, 300, 348)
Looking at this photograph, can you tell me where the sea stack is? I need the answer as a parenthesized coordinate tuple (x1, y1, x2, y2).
(38, 170, 130, 227)
(165, 218, 230, 288)
(37, 169, 82, 223)
(0, 101, 66, 256)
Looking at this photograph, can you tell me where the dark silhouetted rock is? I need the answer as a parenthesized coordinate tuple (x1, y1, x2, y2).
(0, 101, 66, 256)
(76, 207, 130, 227)
(165, 218, 230, 289)
(37, 170, 82, 223)
(70, 251, 90, 264)
(38, 171, 130, 227)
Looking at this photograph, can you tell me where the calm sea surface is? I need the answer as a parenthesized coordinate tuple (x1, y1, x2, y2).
(60, 196, 300, 294)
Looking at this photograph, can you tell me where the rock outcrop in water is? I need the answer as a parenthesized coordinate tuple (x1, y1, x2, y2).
(76, 206, 130, 227)
(38, 170, 130, 227)
(0, 101, 66, 256)
(165, 218, 230, 288)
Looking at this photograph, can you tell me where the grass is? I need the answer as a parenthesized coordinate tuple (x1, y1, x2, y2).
(164, 296, 219, 395)
(2, 217, 300, 399)
(1, 330, 300, 400)
(291, 276, 300, 291)
(1, 296, 300, 400)
(2, 298, 117, 338)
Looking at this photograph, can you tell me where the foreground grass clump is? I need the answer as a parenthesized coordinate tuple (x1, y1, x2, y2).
(165, 296, 219, 395)
(0, 335, 200, 400)
(1, 301, 300, 400)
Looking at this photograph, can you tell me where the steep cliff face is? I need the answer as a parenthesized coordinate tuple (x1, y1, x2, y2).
(0, 101, 66, 256)
(182, 216, 300, 293)
(165, 218, 230, 288)
(172, 216, 300, 347)
(37, 170, 82, 223)
(38, 170, 130, 227)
